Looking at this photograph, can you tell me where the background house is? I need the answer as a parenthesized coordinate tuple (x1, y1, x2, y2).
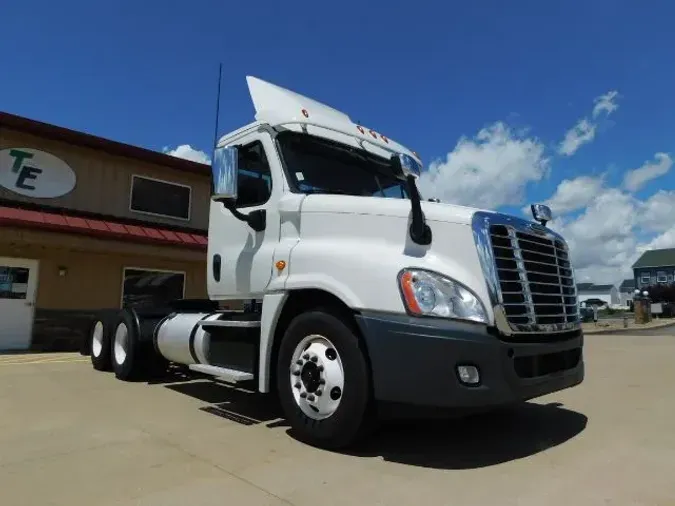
(633, 248, 675, 289)
(577, 283, 620, 307)
(619, 279, 636, 308)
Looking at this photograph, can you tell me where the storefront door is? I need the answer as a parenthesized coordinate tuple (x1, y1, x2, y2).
(0, 257, 39, 351)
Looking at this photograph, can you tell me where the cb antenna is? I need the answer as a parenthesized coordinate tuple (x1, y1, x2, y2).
(213, 63, 223, 149)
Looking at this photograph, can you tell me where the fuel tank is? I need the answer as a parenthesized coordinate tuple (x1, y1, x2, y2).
(154, 312, 223, 365)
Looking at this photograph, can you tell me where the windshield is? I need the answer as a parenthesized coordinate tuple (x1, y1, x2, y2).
(276, 131, 409, 199)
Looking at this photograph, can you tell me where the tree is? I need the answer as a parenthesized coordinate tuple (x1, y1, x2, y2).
(644, 283, 675, 304)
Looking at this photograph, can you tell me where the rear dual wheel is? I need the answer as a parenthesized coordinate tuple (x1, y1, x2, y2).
(90, 316, 112, 371)
(90, 309, 161, 381)
(110, 310, 149, 381)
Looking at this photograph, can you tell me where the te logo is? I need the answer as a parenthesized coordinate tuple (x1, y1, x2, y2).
(0, 147, 76, 199)
(9, 149, 43, 191)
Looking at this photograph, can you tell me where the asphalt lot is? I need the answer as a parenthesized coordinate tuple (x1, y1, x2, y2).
(1, 333, 674, 506)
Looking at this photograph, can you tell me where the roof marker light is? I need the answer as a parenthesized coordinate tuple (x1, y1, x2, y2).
(301, 109, 309, 118)
(381, 134, 389, 143)
(369, 129, 377, 138)
(357, 125, 365, 134)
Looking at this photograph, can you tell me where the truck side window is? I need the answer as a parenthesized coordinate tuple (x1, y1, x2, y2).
(236, 141, 272, 208)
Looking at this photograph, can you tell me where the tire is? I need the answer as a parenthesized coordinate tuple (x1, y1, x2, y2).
(276, 309, 374, 450)
(111, 310, 147, 381)
(79, 325, 91, 356)
(90, 315, 112, 371)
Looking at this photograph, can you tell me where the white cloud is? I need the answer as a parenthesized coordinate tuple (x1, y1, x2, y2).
(418, 122, 550, 209)
(544, 180, 675, 285)
(548, 189, 640, 283)
(592, 90, 620, 118)
(558, 119, 596, 157)
(562, 189, 636, 243)
(541, 175, 606, 215)
(643, 225, 675, 251)
(558, 90, 620, 156)
(413, 87, 666, 288)
(637, 190, 675, 232)
(622, 152, 672, 192)
(163, 144, 211, 164)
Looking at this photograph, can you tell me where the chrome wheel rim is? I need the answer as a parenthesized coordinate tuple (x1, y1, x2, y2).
(290, 334, 344, 420)
(91, 321, 104, 358)
(113, 323, 129, 366)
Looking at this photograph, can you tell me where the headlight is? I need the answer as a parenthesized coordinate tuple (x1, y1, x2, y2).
(398, 269, 488, 324)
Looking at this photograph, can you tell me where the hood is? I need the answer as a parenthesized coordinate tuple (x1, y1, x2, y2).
(298, 194, 495, 226)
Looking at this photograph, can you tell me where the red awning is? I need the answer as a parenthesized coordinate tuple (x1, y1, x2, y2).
(0, 206, 208, 249)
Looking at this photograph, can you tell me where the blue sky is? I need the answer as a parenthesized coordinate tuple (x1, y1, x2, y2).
(2, 0, 674, 283)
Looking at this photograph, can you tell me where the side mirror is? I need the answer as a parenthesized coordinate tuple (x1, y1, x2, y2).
(211, 145, 239, 204)
(530, 203, 552, 226)
(390, 152, 431, 245)
(210, 144, 266, 233)
(391, 153, 422, 179)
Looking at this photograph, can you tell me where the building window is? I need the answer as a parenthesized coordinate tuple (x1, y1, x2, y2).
(641, 273, 651, 285)
(0, 266, 29, 300)
(121, 268, 186, 308)
(129, 175, 191, 221)
(236, 141, 272, 208)
(657, 271, 668, 283)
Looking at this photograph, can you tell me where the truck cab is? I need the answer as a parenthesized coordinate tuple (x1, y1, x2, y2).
(89, 76, 584, 450)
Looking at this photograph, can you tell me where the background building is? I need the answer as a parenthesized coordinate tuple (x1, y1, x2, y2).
(576, 283, 620, 307)
(619, 279, 636, 308)
(633, 248, 675, 289)
(0, 111, 212, 351)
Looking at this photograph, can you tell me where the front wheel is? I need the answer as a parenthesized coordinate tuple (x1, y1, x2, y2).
(276, 310, 374, 450)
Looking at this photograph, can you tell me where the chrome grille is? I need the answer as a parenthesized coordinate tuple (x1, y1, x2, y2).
(489, 224, 579, 328)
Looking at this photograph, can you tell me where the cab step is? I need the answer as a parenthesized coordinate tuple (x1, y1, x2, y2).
(188, 364, 254, 382)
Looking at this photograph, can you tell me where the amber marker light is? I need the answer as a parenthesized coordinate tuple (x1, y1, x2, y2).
(399, 271, 421, 314)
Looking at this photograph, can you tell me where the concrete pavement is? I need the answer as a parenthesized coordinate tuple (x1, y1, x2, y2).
(1, 334, 674, 505)
(611, 321, 675, 336)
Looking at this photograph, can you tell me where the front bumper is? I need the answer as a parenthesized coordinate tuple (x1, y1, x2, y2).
(355, 311, 584, 414)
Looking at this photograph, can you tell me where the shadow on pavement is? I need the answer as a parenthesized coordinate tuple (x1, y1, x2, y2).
(161, 373, 587, 470)
(75, 327, 586, 470)
(164, 379, 288, 428)
(338, 401, 587, 470)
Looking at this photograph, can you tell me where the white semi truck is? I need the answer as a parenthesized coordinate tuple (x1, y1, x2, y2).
(88, 76, 584, 449)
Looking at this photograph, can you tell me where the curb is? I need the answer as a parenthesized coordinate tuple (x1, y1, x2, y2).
(584, 320, 675, 335)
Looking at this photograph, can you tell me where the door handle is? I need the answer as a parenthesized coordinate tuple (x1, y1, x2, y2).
(25, 301, 34, 307)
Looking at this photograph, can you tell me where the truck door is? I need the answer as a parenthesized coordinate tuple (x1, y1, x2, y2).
(208, 131, 282, 299)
